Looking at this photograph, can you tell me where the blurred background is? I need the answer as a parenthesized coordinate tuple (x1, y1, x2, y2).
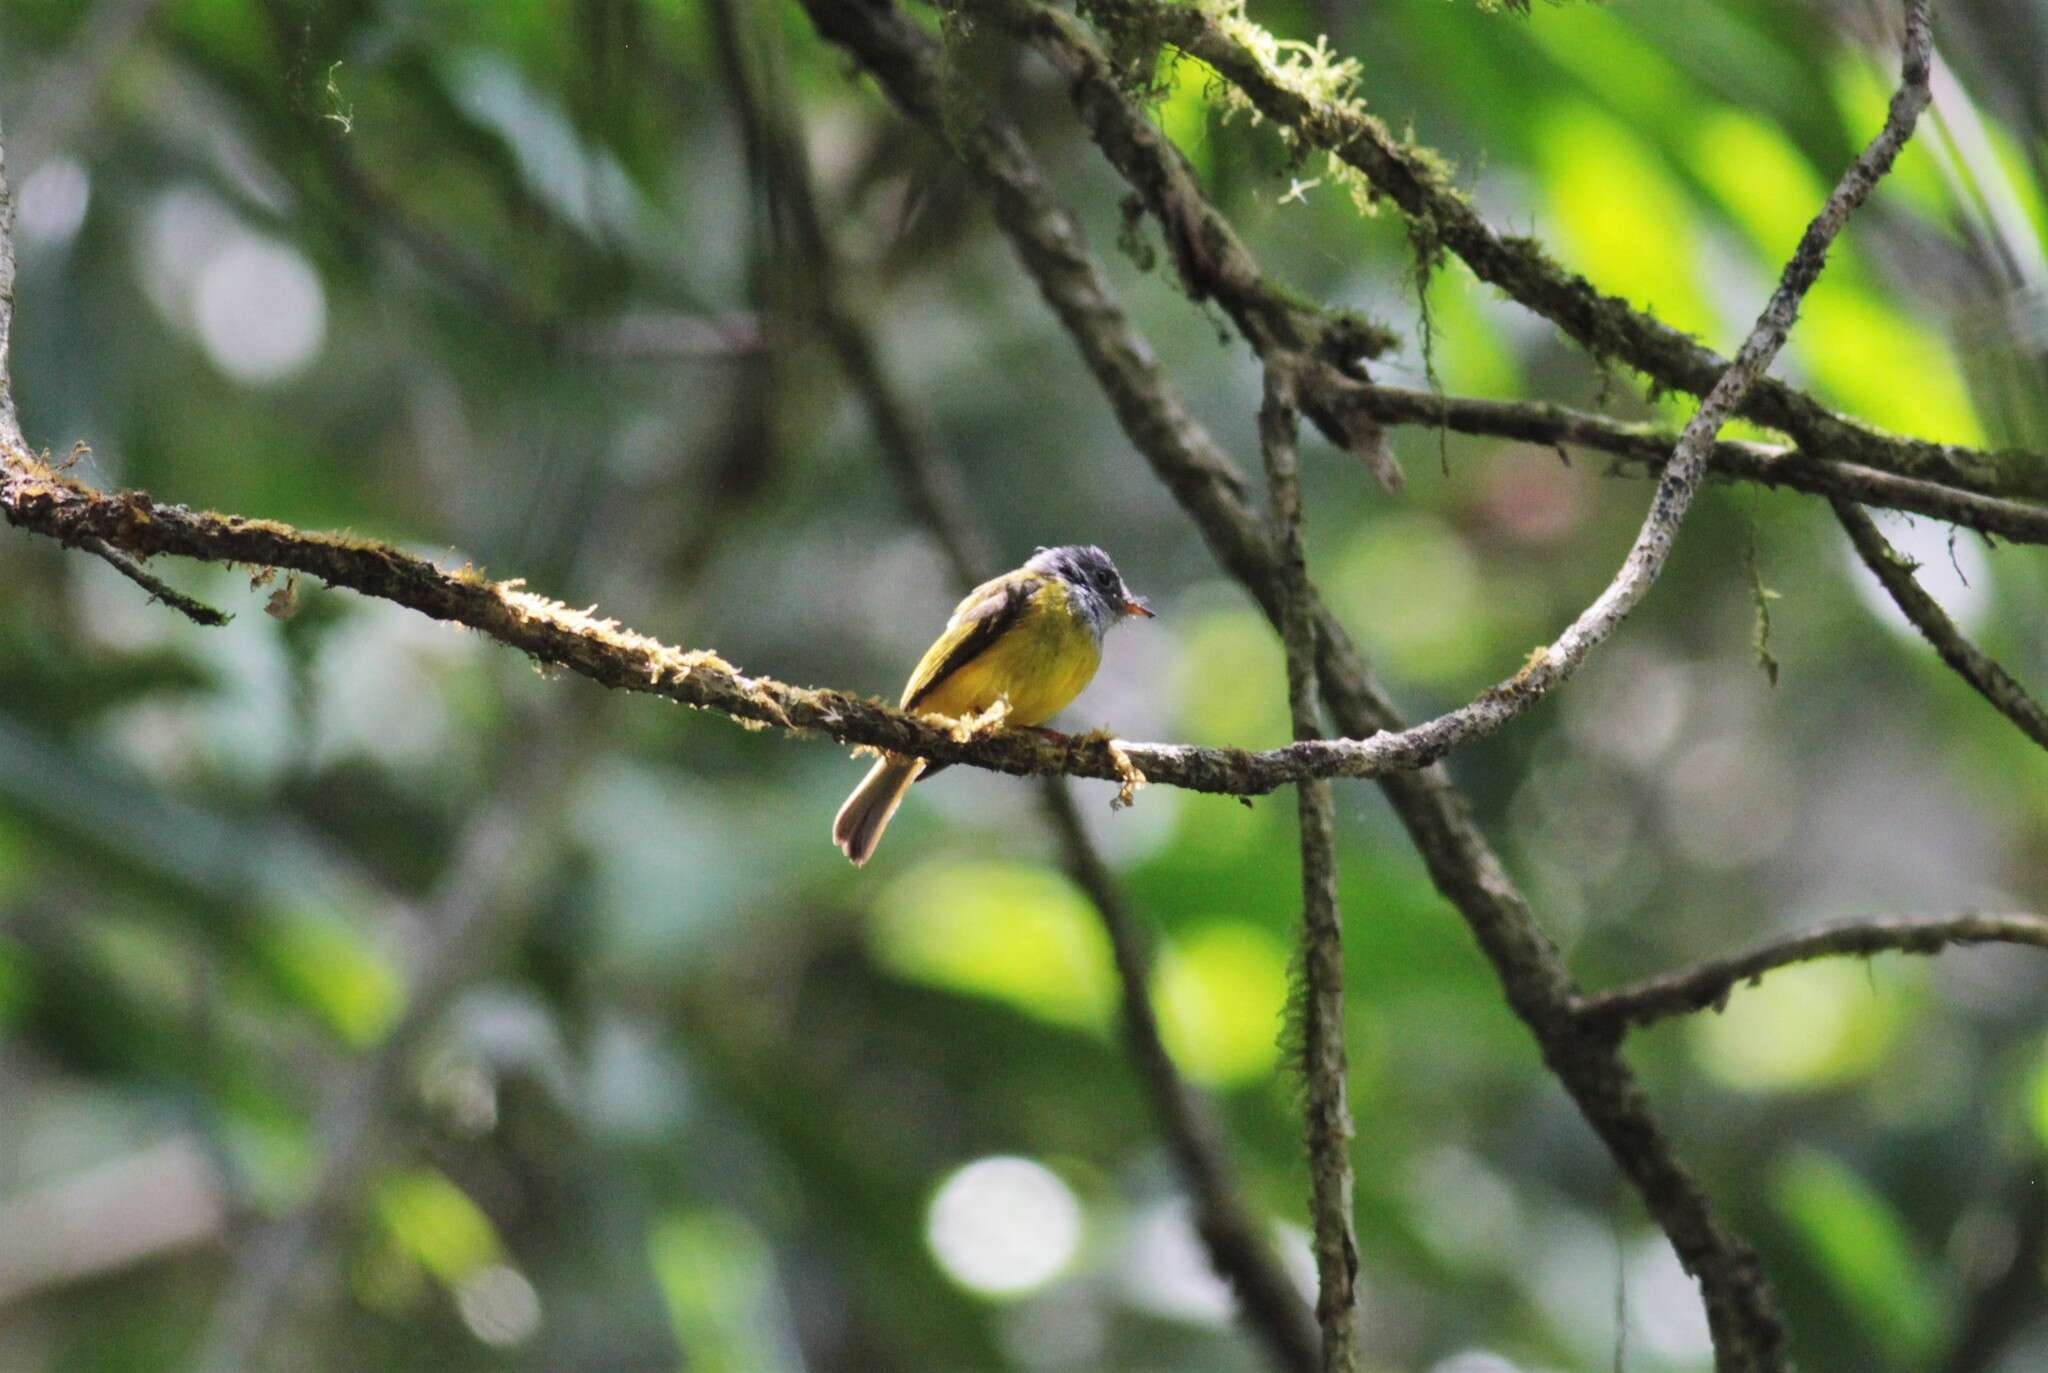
(2, 0, 2046, 1369)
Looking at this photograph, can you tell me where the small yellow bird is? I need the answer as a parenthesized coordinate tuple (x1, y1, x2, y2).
(833, 544, 1154, 866)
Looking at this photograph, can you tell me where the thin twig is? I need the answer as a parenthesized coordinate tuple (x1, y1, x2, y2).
(1833, 499, 2048, 748)
(1089, 0, 2035, 502)
(48, 451, 2043, 797)
(1575, 912, 2048, 1035)
(0, 118, 23, 458)
(714, 11, 1318, 1361)
(1341, 383, 2048, 547)
(1262, 365, 1358, 1373)
(79, 535, 233, 626)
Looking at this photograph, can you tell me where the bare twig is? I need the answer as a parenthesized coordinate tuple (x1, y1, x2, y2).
(0, 119, 22, 458)
(78, 535, 233, 626)
(792, 2, 1791, 1365)
(47, 449, 2039, 797)
(1833, 499, 2048, 748)
(714, 12, 1318, 1360)
(1575, 912, 2048, 1035)
(1262, 366, 1358, 1372)
(566, 310, 765, 360)
(1087, 0, 2039, 502)
(1340, 383, 2048, 547)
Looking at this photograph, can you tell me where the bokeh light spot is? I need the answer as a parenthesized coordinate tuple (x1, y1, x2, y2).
(927, 1156, 1082, 1298)
(1693, 958, 1910, 1091)
(455, 1264, 541, 1347)
(872, 862, 1115, 1031)
(16, 158, 91, 245)
(1152, 923, 1289, 1086)
(1330, 514, 1490, 685)
(194, 234, 327, 383)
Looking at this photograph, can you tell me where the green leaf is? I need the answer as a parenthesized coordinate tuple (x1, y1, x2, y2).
(253, 909, 403, 1047)
(1151, 921, 1289, 1086)
(374, 1167, 501, 1283)
(1774, 1149, 1946, 1359)
(648, 1210, 797, 1373)
(870, 862, 1116, 1031)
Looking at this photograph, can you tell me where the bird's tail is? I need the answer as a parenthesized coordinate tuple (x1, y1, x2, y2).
(832, 755, 924, 867)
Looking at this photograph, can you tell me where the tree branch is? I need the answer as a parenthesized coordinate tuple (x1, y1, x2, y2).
(0, 118, 22, 461)
(1262, 366, 1358, 1372)
(1832, 499, 2048, 748)
(0, 461, 1399, 794)
(792, 2, 1790, 1366)
(1343, 382, 2048, 547)
(1575, 913, 2048, 1036)
(1084, 0, 2038, 501)
(76, 534, 234, 626)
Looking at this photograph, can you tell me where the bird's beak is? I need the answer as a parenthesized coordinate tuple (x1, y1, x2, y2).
(1123, 595, 1155, 619)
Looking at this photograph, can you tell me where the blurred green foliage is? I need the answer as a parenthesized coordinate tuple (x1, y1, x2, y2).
(2, 0, 2046, 1370)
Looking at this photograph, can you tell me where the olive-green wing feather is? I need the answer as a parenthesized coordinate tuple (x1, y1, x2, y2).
(900, 572, 1032, 711)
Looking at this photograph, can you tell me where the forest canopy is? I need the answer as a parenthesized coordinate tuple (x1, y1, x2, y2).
(2, 1, 2047, 1371)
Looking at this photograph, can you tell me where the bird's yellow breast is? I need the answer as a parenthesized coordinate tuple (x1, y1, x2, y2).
(908, 576, 1102, 727)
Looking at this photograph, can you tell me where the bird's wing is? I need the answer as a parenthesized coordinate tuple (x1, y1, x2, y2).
(901, 572, 1033, 712)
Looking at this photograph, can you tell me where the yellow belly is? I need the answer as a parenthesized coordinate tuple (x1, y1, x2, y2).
(911, 588, 1102, 727)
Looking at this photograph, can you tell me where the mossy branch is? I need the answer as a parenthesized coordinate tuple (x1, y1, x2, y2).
(1083, 0, 2045, 502)
(0, 454, 1361, 796)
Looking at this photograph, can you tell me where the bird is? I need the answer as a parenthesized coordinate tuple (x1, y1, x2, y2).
(832, 544, 1154, 866)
